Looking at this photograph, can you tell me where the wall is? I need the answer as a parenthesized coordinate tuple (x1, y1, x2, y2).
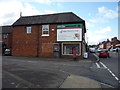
(2, 33, 12, 48)
(12, 24, 84, 58)
(39, 24, 57, 57)
(12, 26, 38, 56)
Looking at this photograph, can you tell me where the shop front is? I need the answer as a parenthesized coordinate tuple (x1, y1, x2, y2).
(56, 24, 83, 58)
(62, 43, 81, 56)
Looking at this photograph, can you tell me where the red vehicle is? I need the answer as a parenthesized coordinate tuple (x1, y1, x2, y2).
(99, 50, 110, 58)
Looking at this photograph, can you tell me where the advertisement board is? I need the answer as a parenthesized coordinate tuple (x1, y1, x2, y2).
(57, 28, 82, 41)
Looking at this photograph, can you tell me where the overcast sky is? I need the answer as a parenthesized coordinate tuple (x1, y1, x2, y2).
(0, 0, 119, 45)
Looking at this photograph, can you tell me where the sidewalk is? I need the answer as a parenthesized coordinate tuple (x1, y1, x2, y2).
(60, 74, 101, 88)
(3, 56, 90, 62)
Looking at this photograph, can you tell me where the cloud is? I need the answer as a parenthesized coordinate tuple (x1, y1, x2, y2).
(87, 33, 114, 45)
(89, 6, 118, 23)
(0, 0, 23, 25)
(33, 0, 52, 5)
(21, 3, 41, 16)
(98, 6, 118, 19)
(94, 26, 112, 34)
(0, 0, 58, 25)
(86, 21, 95, 28)
(44, 10, 57, 14)
(86, 26, 112, 45)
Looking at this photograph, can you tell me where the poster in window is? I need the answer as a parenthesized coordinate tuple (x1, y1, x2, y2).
(57, 28, 82, 41)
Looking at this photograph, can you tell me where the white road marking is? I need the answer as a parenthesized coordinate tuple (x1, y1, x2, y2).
(100, 82, 115, 88)
(93, 53, 119, 82)
(100, 62, 119, 81)
(93, 53, 99, 61)
(95, 63, 100, 68)
(99, 62, 107, 69)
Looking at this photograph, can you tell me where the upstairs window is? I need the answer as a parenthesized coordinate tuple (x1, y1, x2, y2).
(26, 27, 31, 34)
(2, 34, 8, 39)
(42, 25, 49, 36)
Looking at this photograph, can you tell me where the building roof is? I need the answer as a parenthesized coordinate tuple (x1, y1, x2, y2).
(0, 26, 12, 34)
(13, 12, 86, 32)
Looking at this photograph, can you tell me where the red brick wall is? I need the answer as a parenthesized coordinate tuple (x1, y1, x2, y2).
(12, 26, 38, 56)
(12, 25, 57, 57)
(12, 24, 83, 57)
(112, 40, 120, 48)
(39, 24, 57, 57)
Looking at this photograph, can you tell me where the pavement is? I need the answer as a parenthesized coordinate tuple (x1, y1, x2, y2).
(2, 57, 115, 89)
(60, 74, 101, 88)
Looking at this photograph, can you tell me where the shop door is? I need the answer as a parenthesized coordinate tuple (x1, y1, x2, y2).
(53, 43, 60, 58)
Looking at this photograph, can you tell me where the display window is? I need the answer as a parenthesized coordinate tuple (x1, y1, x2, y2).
(62, 43, 81, 55)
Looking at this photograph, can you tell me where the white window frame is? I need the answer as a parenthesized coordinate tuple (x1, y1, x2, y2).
(62, 43, 81, 56)
(26, 27, 31, 34)
(42, 25, 49, 36)
(3, 34, 8, 39)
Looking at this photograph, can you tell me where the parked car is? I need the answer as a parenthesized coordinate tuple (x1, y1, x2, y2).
(110, 48, 120, 52)
(99, 50, 110, 58)
(4, 48, 11, 56)
(89, 48, 96, 53)
(97, 48, 102, 53)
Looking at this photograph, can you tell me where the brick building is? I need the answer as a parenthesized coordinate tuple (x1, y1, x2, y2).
(0, 26, 12, 48)
(98, 37, 120, 50)
(103, 39, 111, 49)
(111, 37, 120, 48)
(0, 26, 12, 55)
(12, 12, 87, 58)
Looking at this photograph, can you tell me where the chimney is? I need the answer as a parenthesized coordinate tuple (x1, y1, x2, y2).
(20, 12, 22, 17)
(114, 37, 117, 40)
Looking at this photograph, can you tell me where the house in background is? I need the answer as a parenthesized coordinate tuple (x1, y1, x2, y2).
(0, 26, 12, 55)
(106, 40, 111, 50)
(103, 39, 111, 49)
(98, 37, 120, 50)
(1, 26, 12, 48)
(111, 37, 120, 49)
(98, 41, 104, 49)
(12, 12, 87, 58)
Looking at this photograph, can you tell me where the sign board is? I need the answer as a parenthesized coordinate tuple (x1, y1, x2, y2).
(57, 24, 82, 41)
(57, 28, 82, 41)
(57, 24, 82, 29)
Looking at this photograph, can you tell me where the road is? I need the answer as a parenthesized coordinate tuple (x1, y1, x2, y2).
(100, 52, 119, 80)
(2, 56, 93, 88)
(2, 52, 119, 88)
(90, 51, 119, 88)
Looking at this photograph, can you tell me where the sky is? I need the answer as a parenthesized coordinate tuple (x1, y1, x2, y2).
(0, 0, 119, 45)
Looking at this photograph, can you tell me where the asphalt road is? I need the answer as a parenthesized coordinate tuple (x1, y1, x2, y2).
(2, 53, 119, 88)
(100, 52, 119, 79)
(90, 52, 119, 88)
(2, 56, 93, 88)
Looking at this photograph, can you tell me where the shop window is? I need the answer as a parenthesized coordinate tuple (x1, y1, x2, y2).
(62, 43, 80, 55)
(2, 34, 8, 39)
(26, 27, 31, 34)
(42, 25, 49, 36)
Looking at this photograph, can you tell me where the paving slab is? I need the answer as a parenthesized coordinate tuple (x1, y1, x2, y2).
(60, 75, 101, 88)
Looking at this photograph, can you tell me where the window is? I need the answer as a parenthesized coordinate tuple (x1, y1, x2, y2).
(26, 27, 31, 34)
(62, 43, 80, 55)
(42, 25, 49, 36)
(2, 34, 8, 39)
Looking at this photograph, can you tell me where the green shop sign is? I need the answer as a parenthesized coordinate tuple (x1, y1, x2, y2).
(57, 24, 82, 28)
